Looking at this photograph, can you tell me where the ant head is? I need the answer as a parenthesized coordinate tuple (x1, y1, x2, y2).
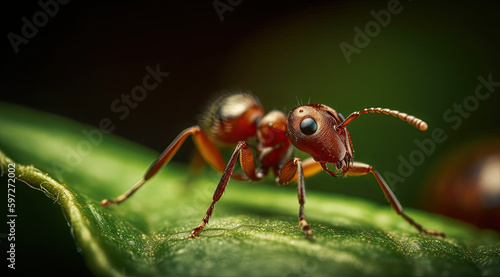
(257, 110, 288, 147)
(287, 104, 347, 164)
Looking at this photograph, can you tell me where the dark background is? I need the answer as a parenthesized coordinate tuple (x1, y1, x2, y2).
(1, 0, 499, 275)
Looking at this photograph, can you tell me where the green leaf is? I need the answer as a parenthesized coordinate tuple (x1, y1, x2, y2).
(1, 102, 499, 276)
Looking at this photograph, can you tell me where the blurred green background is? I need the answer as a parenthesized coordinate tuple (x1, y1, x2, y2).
(1, 0, 499, 275)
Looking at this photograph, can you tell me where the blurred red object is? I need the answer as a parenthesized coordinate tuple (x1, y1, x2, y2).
(424, 138, 500, 232)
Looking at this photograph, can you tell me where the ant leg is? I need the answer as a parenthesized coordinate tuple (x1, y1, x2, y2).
(278, 158, 313, 238)
(190, 141, 266, 238)
(101, 126, 246, 208)
(278, 158, 322, 184)
(347, 161, 445, 237)
(289, 158, 323, 182)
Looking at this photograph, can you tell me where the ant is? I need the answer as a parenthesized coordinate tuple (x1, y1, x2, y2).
(101, 92, 445, 239)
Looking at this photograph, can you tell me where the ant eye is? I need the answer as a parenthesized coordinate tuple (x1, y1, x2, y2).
(300, 117, 317, 135)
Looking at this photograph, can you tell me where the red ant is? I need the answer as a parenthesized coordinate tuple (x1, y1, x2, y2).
(101, 92, 445, 238)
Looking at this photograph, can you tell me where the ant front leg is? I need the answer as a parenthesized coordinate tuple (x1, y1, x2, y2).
(101, 126, 246, 208)
(347, 161, 445, 238)
(279, 158, 314, 238)
(190, 141, 265, 238)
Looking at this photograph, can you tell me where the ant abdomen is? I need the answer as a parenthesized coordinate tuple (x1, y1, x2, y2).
(201, 92, 265, 144)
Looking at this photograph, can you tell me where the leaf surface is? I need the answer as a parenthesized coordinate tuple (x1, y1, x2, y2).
(1, 102, 499, 276)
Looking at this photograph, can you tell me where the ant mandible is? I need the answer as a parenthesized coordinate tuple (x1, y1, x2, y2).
(101, 92, 445, 239)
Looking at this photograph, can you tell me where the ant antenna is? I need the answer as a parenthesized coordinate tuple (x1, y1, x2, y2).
(338, 107, 428, 131)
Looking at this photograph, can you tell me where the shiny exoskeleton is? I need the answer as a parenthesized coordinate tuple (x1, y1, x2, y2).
(101, 92, 444, 238)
